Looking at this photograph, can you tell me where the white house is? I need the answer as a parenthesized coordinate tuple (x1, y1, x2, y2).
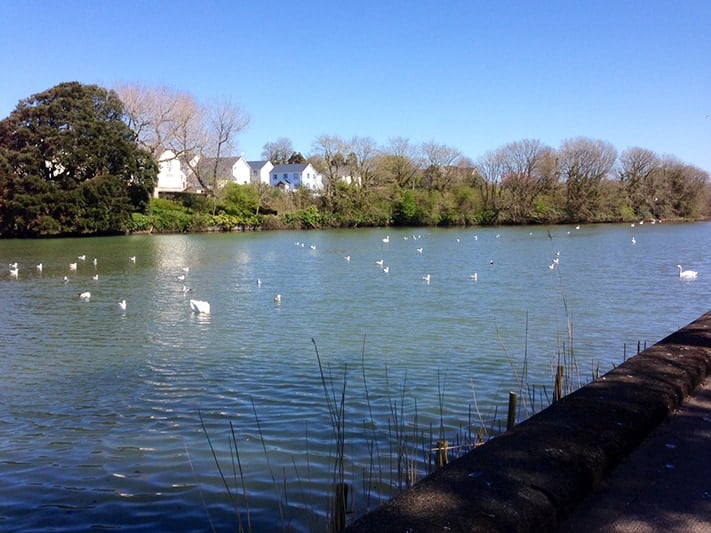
(154, 150, 187, 197)
(270, 163, 324, 191)
(154, 153, 324, 195)
(200, 156, 252, 186)
(248, 160, 274, 185)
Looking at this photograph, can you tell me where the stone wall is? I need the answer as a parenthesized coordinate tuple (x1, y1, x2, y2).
(346, 311, 711, 532)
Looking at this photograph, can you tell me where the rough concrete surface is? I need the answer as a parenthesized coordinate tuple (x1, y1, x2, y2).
(345, 311, 711, 532)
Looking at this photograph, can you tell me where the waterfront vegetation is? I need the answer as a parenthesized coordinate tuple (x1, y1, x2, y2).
(1, 82, 709, 238)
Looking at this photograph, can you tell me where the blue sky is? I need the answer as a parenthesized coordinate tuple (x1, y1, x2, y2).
(2, 0, 710, 171)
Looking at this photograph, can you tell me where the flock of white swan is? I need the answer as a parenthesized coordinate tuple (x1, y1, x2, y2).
(5, 254, 212, 316)
(4, 225, 700, 317)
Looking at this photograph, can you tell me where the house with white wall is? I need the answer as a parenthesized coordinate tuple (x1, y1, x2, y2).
(155, 153, 325, 196)
(270, 163, 324, 191)
(248, 160, 274, 185)
(154, 150, 187, 197)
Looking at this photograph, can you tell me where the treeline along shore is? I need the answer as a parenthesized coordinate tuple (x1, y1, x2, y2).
(1, 81, 709, 238)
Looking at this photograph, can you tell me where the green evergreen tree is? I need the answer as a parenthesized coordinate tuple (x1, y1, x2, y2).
(0, 81, 157, 237)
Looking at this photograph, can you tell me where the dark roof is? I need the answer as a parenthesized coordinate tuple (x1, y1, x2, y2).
(195, 156, 242, 179)
(248, 160, 271, 170)
(271, 163, 310, 173)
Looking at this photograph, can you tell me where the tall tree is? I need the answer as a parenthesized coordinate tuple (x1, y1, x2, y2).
(657, 157, 709, 219)
(347, 136, 379, 189)
(379, 137, 421, 190)
(0, 82, 157, 237)
(474, 149, 506, 223)
(261, 137, 295, 164)
(115, 83, 196, 159)
(311, 134, 349, 198)
(558, 137, 617, 221)
(497, 139, 557, 223)
(618, 147, 661, 218)
(420, 141, 462, 192)
(115, 83, 249, 196)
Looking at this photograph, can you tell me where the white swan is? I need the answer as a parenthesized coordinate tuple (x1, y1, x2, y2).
(470, 273, 478, 281)
(92, 274, 99, 281)
(129, 256, 136, 263)
(416, 247, 423, 254)
(422, 274, 431, 283)
(677, 264, 698, 280)
(78, 255, 86, 261)
(118, 299, 127, 311)
(375, 259, 384, 266)
(383, 266, 389, 273)
(189, 299, 211, 314)
(78, 291, 91, 301)
(36, 263, 43, 272)
(382, 235, 390, 243)
(69, 262, 77, 271)
(274, 294, 281, 303)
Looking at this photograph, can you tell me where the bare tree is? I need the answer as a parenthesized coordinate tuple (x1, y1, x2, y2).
(618, 147, 660, 218)
(656, 157, 709, 219)
(379, 137, 422, 190)
(558, 137, 617, 221)
(115, 83, 197, 159)
(261, 137, 295, 164)
(497, 139, 556, 222)
(311, 134, 349, 196)
(347, 136, 379, 189)
(421, 141, 462, 191)
(475, 149, 506, 222)
(116, 83, 250, 198)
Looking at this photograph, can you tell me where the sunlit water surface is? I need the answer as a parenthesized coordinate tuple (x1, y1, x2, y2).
(1, 223, 709, 531)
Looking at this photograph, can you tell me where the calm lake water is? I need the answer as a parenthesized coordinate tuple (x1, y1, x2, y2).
(1, 222, 710, 531)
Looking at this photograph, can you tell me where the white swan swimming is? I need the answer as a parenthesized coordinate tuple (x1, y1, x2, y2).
(78, 291, 91, 301)
(470, 273, 478, 281)
(382, 235, 390, 243)
(69, 262, 77, 271)
(676, 265, 698, 280)
(189, 299, 211, 314)
(375, 259, 384, 266)
(383, 266, 389, 273)
(422, 274, 431, 283)
(118, 299, 127, 311)
(92, 274, 99, 281)
(274, 294, 281, 303)
(36, 263, 43, 272)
